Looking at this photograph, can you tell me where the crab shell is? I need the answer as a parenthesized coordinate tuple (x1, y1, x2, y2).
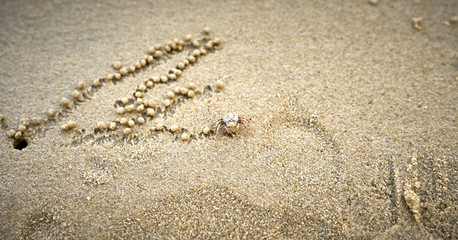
(220, 113, 241, 134)
(223, 113, 238, 127)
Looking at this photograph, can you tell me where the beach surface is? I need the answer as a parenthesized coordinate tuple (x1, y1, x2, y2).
(0, 0, 457, 239)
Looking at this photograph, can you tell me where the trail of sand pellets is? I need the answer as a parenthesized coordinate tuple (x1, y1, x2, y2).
(6, 27, 224, 149)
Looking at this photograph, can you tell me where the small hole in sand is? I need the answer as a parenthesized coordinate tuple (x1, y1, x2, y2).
(13, 139, 28, 150)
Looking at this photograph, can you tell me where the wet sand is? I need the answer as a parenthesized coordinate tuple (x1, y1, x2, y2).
(0, 0, 457, 239)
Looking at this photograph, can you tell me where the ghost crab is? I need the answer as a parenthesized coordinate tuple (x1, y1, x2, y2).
(214, 113, 249, 135)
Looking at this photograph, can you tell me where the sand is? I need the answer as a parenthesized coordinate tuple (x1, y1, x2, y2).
(0, 0, 457, 239)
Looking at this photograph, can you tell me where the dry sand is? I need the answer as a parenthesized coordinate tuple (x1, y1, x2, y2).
(0, 0, 457, 239)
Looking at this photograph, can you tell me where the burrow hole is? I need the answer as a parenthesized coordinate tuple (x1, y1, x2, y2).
(13, 139, 28, 150)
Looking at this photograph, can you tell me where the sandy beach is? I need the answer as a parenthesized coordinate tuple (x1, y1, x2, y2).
(0, 0, 456, 239)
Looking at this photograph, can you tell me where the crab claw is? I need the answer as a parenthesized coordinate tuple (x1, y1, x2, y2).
(228, 121, 236, 129)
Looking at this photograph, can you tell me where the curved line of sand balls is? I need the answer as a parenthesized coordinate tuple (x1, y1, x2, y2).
(6, 27, 220, 142)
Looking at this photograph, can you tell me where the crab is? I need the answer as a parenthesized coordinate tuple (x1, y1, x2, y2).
(215, 113, 249, 135)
